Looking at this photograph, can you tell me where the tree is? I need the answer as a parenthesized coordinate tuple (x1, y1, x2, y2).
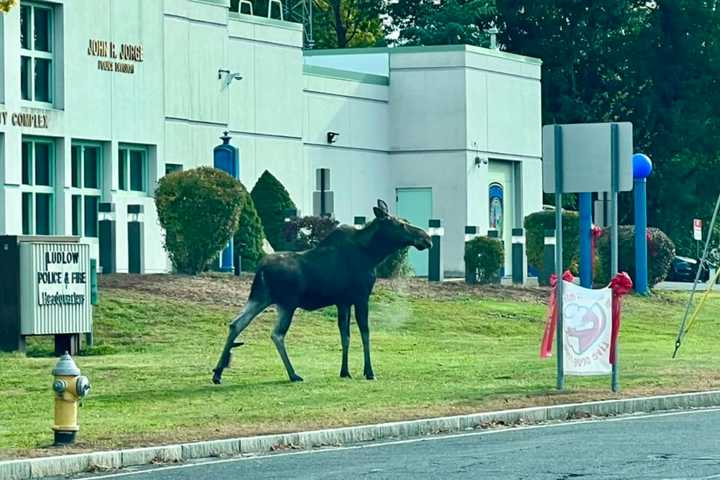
(251, 170, 297, 251)
(313, 0, 385, 48)
(155, 167, 246, 275)
(0, 1, 17, 13)
(385, 0, 496, 46)
(234, 195, 266, 272)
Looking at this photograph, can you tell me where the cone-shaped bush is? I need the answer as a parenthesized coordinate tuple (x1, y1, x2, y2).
(251, 170, 297, 250)
(155, 167, 245, 275)
(234, 195, 265, 272)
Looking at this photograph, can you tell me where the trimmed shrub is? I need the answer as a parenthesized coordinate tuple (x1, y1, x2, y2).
(464, 236, 504, 284)
(251, 170, 297, 251)
(155, 167, 245, 275)
(283, 215, 339, 251)
(595, 226, 675, 288)
(376, 247, 413, 278)
(524, 210, 581, 275)
(234, 195, 265, 272)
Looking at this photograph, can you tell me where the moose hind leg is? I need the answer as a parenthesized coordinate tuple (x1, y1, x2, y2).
(337, 304, 351, 378)
(355, 301, 374, 380)
(271, 306, 302, 382)
(212, 299, 268, 384)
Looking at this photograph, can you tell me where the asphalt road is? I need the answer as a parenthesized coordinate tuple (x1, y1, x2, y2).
(75, 408, 720, 480)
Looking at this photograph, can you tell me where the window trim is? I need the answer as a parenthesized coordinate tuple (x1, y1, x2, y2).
(118, 145, 149, 194)
(70, 141, 103, 238)
(20, 137, 56, 235)
(20, 2, 55, 106)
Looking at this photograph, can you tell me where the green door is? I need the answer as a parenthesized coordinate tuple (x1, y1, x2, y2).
(396, 188, 432, 276)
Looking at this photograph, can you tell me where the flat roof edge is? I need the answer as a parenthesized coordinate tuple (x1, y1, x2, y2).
(303, 64, 389, 86)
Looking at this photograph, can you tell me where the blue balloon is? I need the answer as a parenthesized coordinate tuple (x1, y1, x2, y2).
(633, 153, 653, 179)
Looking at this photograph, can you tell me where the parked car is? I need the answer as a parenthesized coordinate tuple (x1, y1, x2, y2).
(667, 256, 711, 282)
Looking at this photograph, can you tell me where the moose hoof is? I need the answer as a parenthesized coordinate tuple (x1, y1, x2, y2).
(212, 369, 223, 385)
(364, 372, 375, 380)
(340, 371, 352, 379)
(289, 374, 304, 382)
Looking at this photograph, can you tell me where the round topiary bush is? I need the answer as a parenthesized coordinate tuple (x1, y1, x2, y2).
(251, 170, 297, 251)
(155, 166, 245, 275)
(376, 247, 413, 278)
(595, 226, 675, 288)
(234, 195, 265, 272)
(283, 215, 339, 251)
(524, 209, 581, 276)
(464, 236, 504, 284)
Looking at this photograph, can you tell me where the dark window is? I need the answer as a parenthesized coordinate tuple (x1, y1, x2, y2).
(71, 194, 82, 236)
(35, 193, 51, 235)
(20, 5, 30, 49)
(130, 150, 144, 192)
(33, 7, 51, 52)
(165, 163, 183, 175)
(34, 142, 51, 186)
(34, 58, 51, 102)
(21, 56, 31, 100)
(22, 192, 32, 235)
(118, 151, 127, 191)
(22, 142, 32, 185)
(71, 145, 81, 188)
(84, 146, 99, 188)
(84, 196, 99, 237)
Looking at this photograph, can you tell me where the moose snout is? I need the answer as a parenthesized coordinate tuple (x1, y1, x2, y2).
(414, 233, 433, 251)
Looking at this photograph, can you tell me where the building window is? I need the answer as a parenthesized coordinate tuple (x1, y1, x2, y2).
(20, 138, 55, 235)
(70, 142, 102, 237)
(119, 145, 147, 193)
(165, 163, 183, 176)
(20, 2, 54, 103)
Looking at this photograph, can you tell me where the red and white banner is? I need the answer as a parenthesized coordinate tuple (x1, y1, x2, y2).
(540, 272, 632, 376)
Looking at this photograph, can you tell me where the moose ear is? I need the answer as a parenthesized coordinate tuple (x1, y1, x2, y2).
(377, 199, 389, 213)
(373, 206, 388, 219)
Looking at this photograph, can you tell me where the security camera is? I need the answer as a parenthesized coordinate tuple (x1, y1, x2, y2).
(327, 132, 340, 144)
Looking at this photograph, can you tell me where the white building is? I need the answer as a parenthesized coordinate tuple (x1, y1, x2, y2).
(0, 0, 542, 277)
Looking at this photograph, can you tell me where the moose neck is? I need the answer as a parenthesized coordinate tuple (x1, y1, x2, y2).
(356, 221, 405, 267)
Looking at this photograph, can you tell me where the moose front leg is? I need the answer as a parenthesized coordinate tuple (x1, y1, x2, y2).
(354, 300, 374, 380)
(337, 304, 351, 378)
(271, 306, 303, 382)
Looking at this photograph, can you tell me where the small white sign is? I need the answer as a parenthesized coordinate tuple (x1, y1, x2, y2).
(562, 281, 612, 376)
(694, 219, 703, 241)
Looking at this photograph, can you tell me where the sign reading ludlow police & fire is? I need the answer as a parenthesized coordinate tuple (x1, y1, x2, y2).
(20, 242, 92, 336)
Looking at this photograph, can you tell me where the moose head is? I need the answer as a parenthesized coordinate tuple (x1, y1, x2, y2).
(369, 199, 432, 253)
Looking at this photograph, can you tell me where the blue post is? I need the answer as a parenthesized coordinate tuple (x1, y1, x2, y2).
(579, 192, 593, 288)
(633, 153, 653, 295)
(214, 132, 240, 273)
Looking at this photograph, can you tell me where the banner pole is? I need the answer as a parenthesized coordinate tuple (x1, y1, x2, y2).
(554, 125, 565, 391)
(610, 123, 620, 392)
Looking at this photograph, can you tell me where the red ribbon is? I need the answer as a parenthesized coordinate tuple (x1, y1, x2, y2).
(609, 272, 633, 364)
(540, 270, 575, 358)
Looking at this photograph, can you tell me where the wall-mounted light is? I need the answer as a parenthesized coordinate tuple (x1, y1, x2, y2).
(473, 141, 488, 167)
(218, 69, 243, 87)
(327, 132, 340, 144)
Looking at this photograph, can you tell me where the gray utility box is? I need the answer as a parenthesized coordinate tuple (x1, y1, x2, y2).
(0, 236, 93, 355)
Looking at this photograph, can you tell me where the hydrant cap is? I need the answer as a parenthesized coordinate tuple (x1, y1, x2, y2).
(52, 352, 81, 376)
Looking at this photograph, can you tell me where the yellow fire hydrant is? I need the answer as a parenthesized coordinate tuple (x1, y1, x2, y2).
(52, 352, 91, 445)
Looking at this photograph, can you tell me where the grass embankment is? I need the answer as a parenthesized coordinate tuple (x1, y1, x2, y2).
(1, 275, 718, 457)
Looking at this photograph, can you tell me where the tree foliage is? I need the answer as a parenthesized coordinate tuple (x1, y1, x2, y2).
(155, 167, 246, 275)
(251, 170, 297, 251)
(384, 0, 720, 256)
(234, 195, 266, 272)
(282, 215, 340, 251)
(312, 0, 385, 48)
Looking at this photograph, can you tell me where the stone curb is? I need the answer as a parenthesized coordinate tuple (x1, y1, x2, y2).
(3, 390, 720, 479)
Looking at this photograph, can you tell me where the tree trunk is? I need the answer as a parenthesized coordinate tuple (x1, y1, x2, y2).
(330, 0, 348, 47)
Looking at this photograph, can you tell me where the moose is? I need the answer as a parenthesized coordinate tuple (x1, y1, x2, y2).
(212, 199, 432, 384)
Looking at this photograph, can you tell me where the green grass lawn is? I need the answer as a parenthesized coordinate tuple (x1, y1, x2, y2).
(1, 278, 719, 458)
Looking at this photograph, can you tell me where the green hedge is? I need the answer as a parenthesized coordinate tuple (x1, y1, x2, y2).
(251, 170, 297, 251)
(283, 215, 339, 251)
(155, 167, 245, 275)
(464, 236, 504, 284)
(595, 226, 675, 287)
(524, 210, 581, 275)
(234, 195, 265, 272)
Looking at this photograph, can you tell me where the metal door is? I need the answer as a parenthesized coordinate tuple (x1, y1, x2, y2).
(488, 162, 514, 275)
(396, 188, 432, 276)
